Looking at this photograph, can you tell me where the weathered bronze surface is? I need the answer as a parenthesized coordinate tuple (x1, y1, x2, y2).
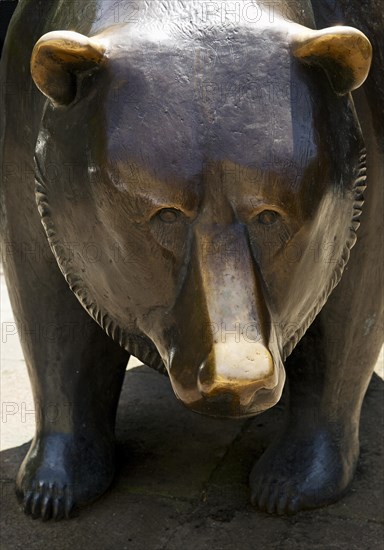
(0, 0, 383, 518)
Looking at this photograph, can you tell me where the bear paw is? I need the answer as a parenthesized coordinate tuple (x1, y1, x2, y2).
(250, 428, 358, 515)
(16, 432, 115, 520)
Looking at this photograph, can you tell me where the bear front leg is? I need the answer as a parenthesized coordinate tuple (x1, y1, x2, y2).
(249, 316, 364, 514)
(250, 223, 383, 514)
(14, 292, 129, 519)
(3, 236, 129, 520)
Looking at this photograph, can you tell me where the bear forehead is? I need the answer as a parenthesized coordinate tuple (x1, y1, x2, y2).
(98, 27, 318, 185)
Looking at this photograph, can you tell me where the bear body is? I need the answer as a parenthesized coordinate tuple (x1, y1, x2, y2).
(0, 0, 383, 518)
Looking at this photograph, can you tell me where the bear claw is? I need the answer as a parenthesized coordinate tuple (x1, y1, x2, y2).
(251, 477, 302, 515)
(19, 482, 78, 520)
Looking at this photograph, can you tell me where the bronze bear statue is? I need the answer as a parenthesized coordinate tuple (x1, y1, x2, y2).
(1, 0, 383, 519)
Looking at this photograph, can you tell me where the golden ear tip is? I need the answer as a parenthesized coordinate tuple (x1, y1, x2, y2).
(292, 25, 372, 94)
(30, 31, 106, 106)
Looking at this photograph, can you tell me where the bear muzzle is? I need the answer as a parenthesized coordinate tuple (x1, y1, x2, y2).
(167, 340, 284, 418)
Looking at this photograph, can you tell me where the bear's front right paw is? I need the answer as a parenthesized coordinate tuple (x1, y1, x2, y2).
(16, 432, 116, 520)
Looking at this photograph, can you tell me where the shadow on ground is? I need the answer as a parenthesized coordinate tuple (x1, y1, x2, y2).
(1, 367, 383, 550)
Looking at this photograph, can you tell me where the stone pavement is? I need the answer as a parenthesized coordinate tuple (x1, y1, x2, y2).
(1, 269, 383, 549)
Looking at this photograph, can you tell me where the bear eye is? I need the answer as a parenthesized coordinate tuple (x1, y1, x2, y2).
(257, 210, 280, 226)
(157, 208, 182, 224)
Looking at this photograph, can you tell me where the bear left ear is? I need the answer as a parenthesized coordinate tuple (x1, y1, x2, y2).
(31, 31, 106, 106)
(292, 26, 372, 95)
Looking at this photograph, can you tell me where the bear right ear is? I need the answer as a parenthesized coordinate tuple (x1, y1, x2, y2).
(31, 31, 106, 106)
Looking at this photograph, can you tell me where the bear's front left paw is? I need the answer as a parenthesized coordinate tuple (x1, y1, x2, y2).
(250, 428, 358, 515)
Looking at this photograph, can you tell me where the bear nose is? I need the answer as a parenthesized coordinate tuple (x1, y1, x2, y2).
(197, 342, 277, 407)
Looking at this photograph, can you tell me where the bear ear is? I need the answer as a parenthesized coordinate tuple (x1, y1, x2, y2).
(31, 31, 106, 106)
(292, 26, 372, 95)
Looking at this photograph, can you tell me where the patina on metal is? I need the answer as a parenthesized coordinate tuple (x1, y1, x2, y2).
(0, 0, 382, 519)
